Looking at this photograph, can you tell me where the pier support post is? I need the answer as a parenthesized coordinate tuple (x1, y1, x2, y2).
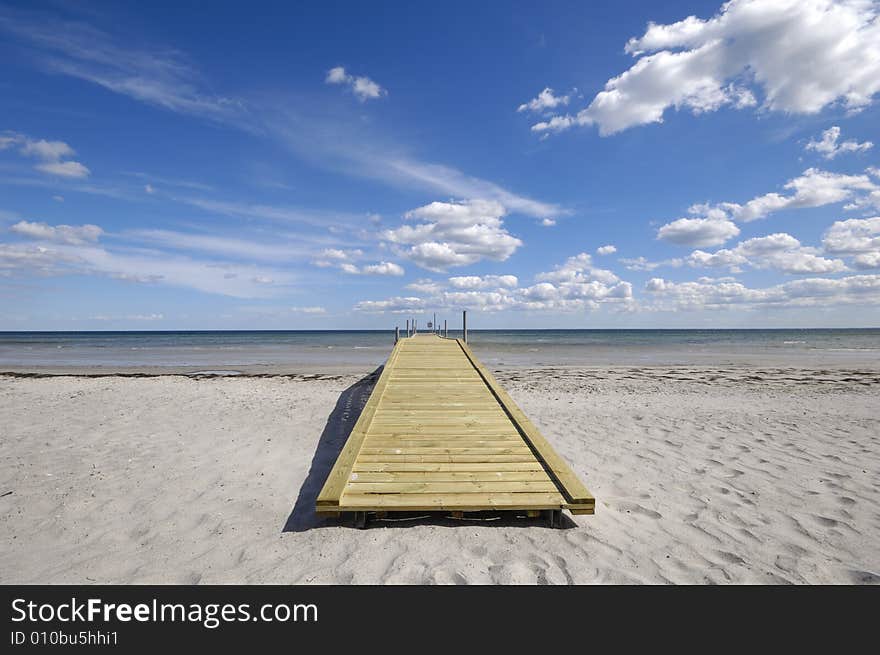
(444, 319, 447, 338)
(406, 319, 410, 337)
(462, 310, 467, 343)
(395, 326, 399, 344)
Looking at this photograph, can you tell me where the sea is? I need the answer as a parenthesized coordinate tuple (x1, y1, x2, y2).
(1, 329, 879, 372)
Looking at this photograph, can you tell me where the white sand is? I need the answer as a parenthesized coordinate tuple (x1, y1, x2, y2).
(1, 367, 878, 584)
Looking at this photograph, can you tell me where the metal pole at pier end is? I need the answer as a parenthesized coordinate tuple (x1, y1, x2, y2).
(444, 319, 447, 338)
(462, 310, 467, 343)
(406, 319, 410, 337)
(395, 326, 399, 344)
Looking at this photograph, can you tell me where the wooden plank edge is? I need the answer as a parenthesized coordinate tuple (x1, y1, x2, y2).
(456, 338, 596, 506)
(315, 340, 404, 506)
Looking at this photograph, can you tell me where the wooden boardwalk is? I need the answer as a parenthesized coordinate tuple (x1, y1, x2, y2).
(316, 334, 594, 524)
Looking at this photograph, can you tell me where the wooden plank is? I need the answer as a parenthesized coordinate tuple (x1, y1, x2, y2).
(351, 462, 545, 472)
(344, 481, 559, 494)
(355, 454, 538, 463)
(337, 492, 567, 510)
(363, 438, 527, 447)
(358, 446, 533, 455)
(347, 471, 550, 482)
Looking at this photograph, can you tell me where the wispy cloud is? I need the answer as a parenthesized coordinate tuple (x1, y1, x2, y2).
(3, 220, 295, 298)
(0, 8, 248, 126)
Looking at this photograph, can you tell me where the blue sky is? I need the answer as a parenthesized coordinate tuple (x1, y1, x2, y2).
(2, 0, 880, 330)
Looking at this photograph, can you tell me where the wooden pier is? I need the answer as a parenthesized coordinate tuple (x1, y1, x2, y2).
(316, 333, 594, 526)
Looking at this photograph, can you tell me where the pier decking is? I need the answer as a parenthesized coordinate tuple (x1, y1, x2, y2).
(316, 334, 594, 524)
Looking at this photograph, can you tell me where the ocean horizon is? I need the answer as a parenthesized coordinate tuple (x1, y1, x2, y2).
(3, 328, 879, 371)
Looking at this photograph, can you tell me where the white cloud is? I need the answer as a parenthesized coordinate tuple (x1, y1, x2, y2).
(532, 0, 880, 136)
(823, 216, 880, 269)
(383, 199, 522, 271)
(447, 275, 518, 290)
(596, 244, 617, 255)
(1, 132, 91, 178)
(34, 161, 91, 178)
(645, 272, 880, 310)
(705, 168, 878, 222)
(354, 296, 428, 313)
(355, 252, 633, 314)
(619, 256, 684, 271)
(361, 261, 405, 276)
(19, 138, 74, 161)
(656, 217, 740, 247)
(405, 279, 444, 294)
(325, 66, 386, 101)
(291, 306, 326, 314)
(10, 220, 102, 245)
(517, 88, 570, 113)
(339, 260, 405, 276)
(806, 126, 873, 159)
(657, 167, 880, 247)
(687, 232, 847, 274)
(312, 248, 363, 267)
(540, 218, 556, 227)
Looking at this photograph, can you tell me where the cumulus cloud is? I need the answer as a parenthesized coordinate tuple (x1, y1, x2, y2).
(530, 0, 880, 136)
(822, 216, 880, 269)
(361, 261, 405, 276)
(325, 66, 386, 101)
(596, 244, 617, 255)
(383, 199, 522, 272)
(338, 260, 404, 276)
(657, 167, 880, 247)
(656, 216, 740, 247)
(517, 88, 570, 113)
(806, 126, 873, 159)
(10, 220, 103, 245)
(539, 218, 556, 227)
(0, 132, 91, 178)
(645, 272, 880, 310)
(687, 232, 847, 274)
(355, 252, 633, 313)
(447, 275, 518, 290)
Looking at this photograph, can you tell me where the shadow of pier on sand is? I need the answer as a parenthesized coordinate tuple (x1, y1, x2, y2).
(282, 367, 381, 532)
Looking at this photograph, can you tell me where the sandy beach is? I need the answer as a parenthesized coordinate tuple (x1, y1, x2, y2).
(1, 364, 878, 584)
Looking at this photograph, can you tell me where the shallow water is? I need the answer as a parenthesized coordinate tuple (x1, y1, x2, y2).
(2, 329, 880, 372)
